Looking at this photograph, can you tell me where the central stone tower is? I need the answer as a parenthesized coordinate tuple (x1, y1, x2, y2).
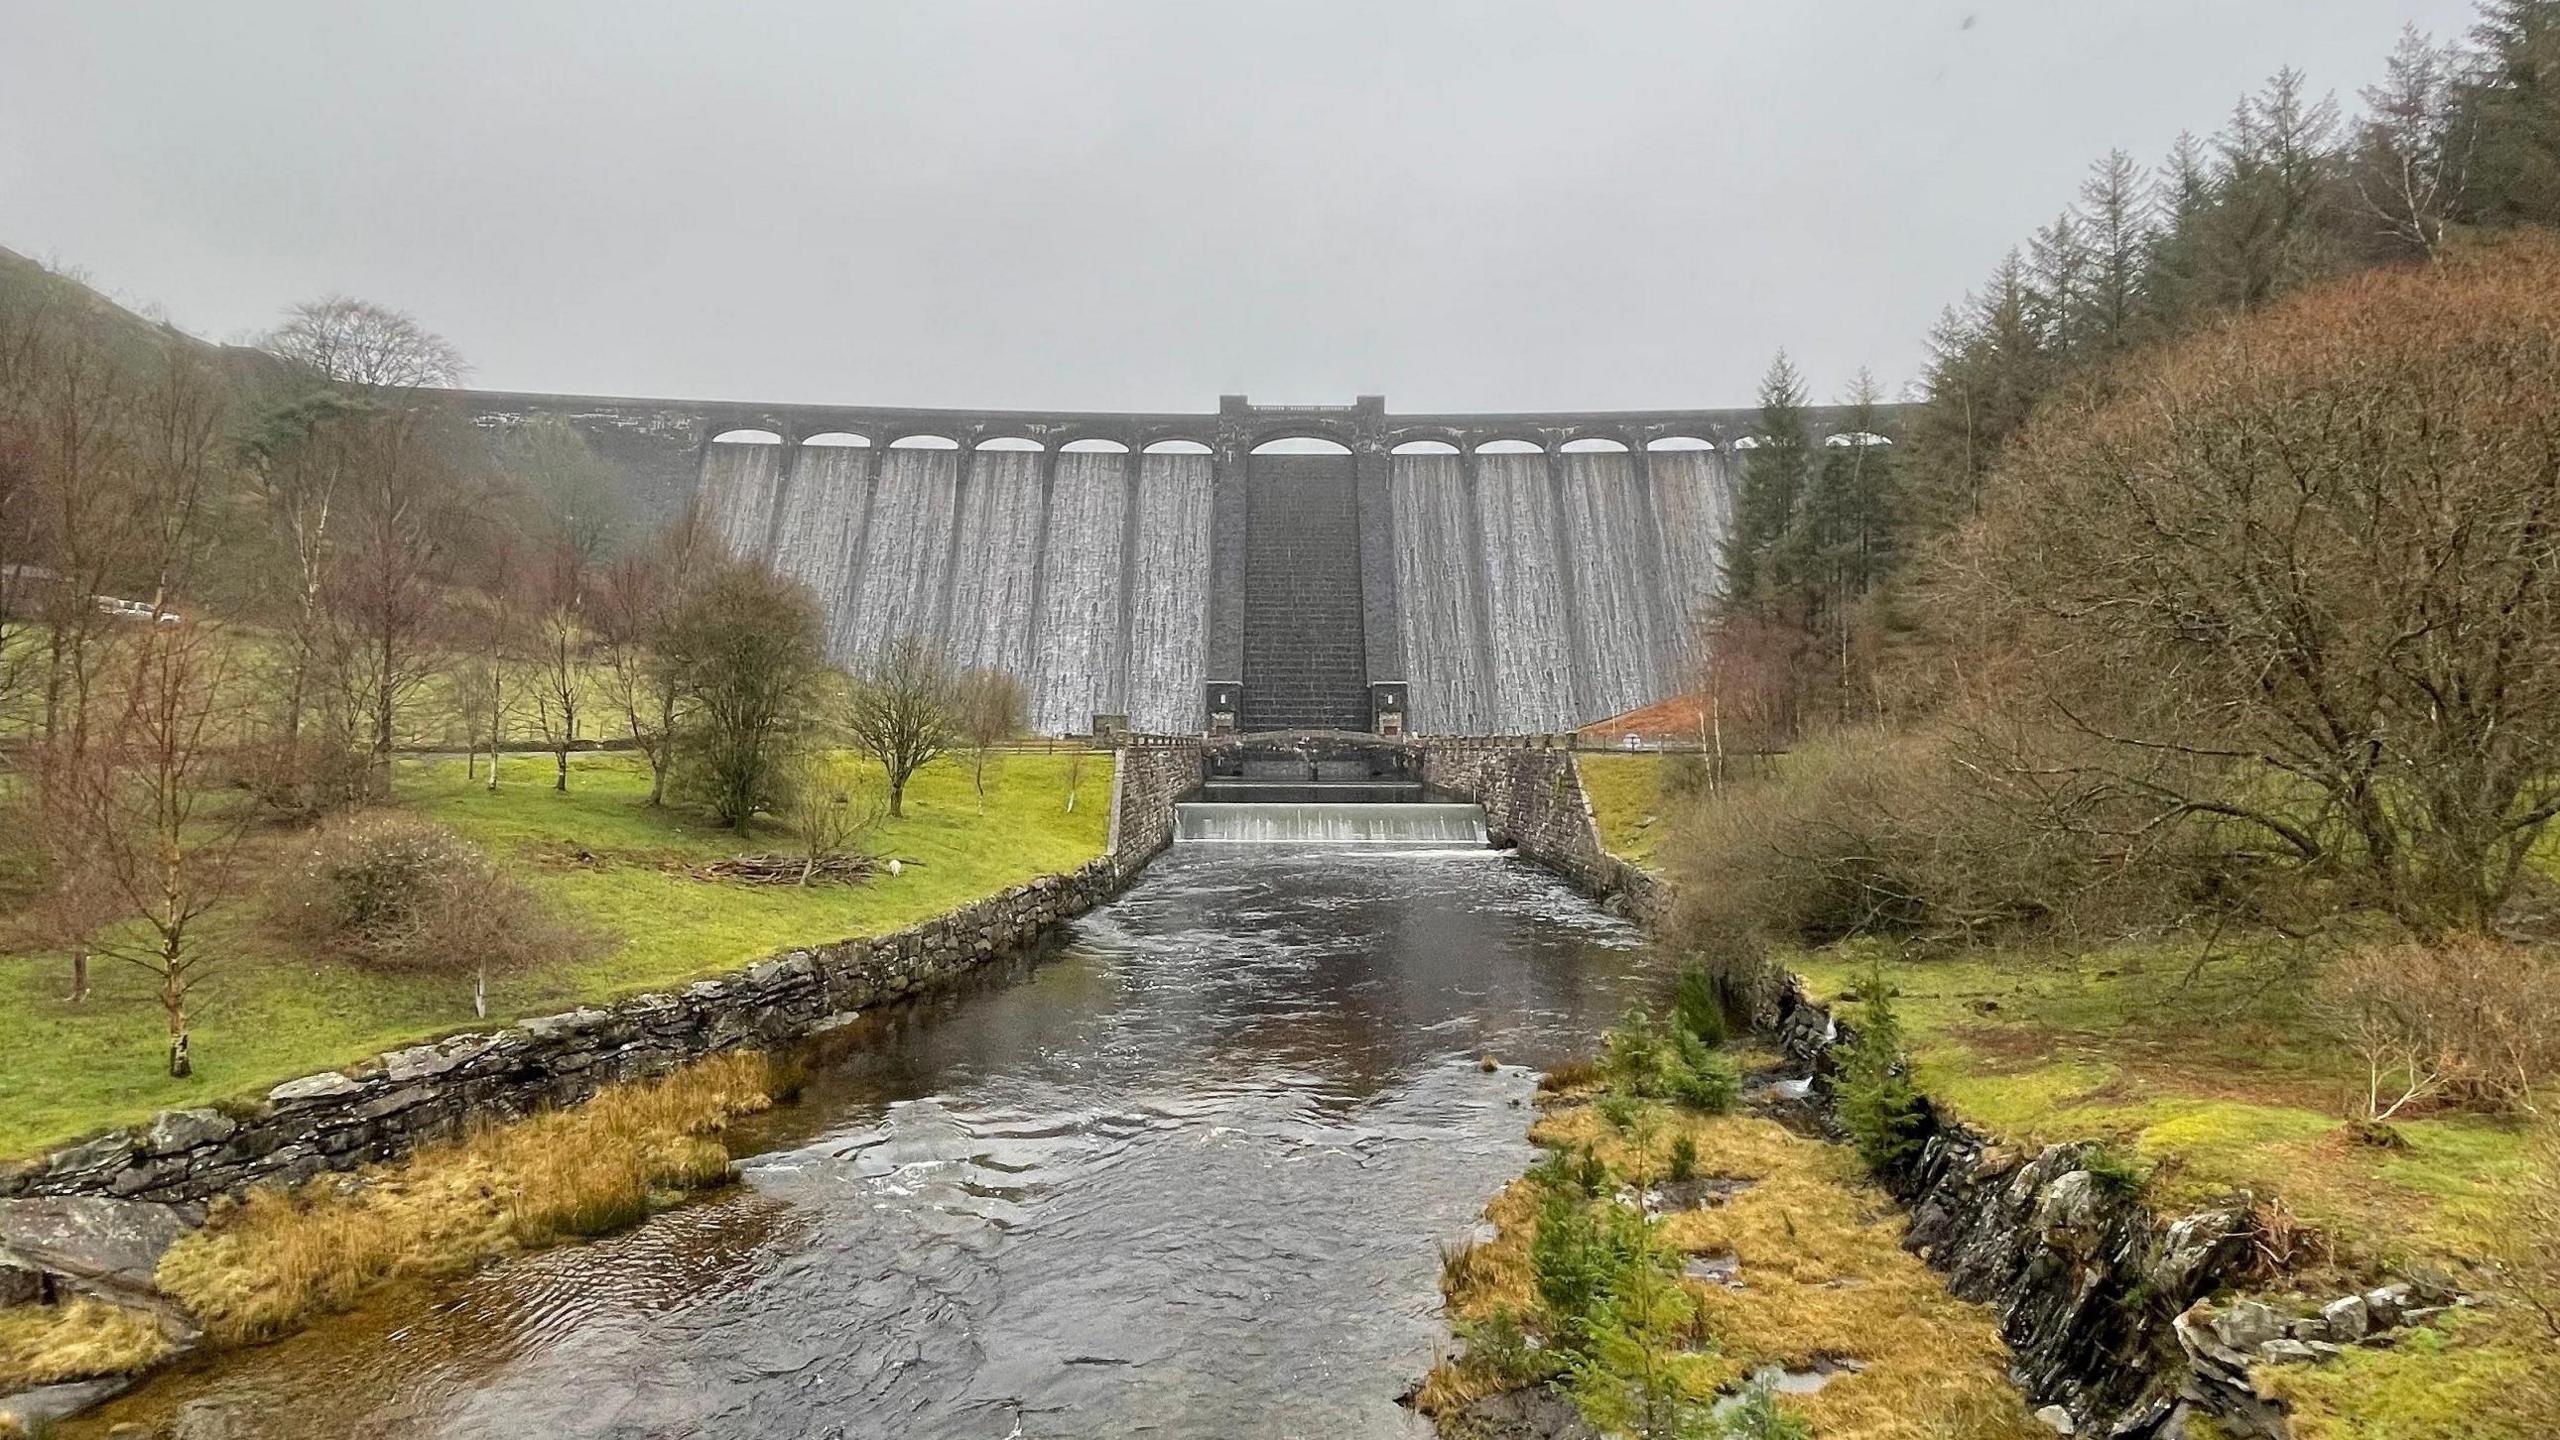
(1203, 395, 1406, 736)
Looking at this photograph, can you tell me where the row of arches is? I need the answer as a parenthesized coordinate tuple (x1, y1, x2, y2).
(704, 429, 1895, 455)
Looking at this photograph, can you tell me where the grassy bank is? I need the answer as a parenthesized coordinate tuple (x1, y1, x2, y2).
(0, 1051, 784, 1399)
(0, 749, 1111, 1159)
(1426, 1062, 2032, 1439)
(1574, 754, 1671, 870)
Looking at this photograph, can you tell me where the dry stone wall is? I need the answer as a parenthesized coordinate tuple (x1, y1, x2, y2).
(1419, 741, 1665, 923)
(0, 743, 1201, 1209)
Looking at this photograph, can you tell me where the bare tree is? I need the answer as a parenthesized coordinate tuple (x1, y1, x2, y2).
(778, 752, 884, 885)
(261, 295, 466, 390)
(450, 540, 526, 789)
(952, 667, 1027, 810)
(1931, 241, 2560, 933)
(845, 634, 958, 819)
(60, 622, 255, 1076)
(527, 542, 588, 793)
(595, 511, 712, 806)
(2355, 26, 2474, 260)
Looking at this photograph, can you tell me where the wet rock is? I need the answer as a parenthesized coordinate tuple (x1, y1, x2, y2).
(2211, 1299, 2285, 1353)
(174, 1397, 242, 1440)
(0, 1196, 191, 1301)
(0, 1248, 41, 1306)
(2321, 1293, 2369, 1342)
(142, 1108, 236, 1157)
(2033, 1402, 2076, 1434)
(267, 1071, 362, 1106)
(0, 1376, 132, 1430)
(2364, 1282, 2412, 1327)
(1682, 1252, 1742, 1287)
(2258, 1338, 2321, 1366)
(1647, 1176, 1753, 1211)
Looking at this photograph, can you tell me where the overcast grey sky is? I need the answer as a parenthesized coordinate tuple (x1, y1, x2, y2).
(0, 1, 2481, 413)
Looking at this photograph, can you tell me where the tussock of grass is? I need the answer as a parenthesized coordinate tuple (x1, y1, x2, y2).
(1427, 1093, 2036, 1439)
(156, 1051, 779, 1345)
(0, 1296, 171, 1391)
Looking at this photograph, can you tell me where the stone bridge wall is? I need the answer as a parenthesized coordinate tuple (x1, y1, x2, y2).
(0, 742, 1202, 1208)
(1419, 740, 1666, 923)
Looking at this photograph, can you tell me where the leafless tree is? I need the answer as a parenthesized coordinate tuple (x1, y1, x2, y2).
(2354, 26, 2475, 260)
(527, 542, 588, 792)
(57, 621, 255, 1076)
(952, 667, 1027, 810)
(845, 634, 958, 819)
(595, 511, 714, 805)
(1931, 240, 2560, 933)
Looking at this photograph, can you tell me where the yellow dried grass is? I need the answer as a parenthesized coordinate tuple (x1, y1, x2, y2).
(157, 1050, 778, 1345)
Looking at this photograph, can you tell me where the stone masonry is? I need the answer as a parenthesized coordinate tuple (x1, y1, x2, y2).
(0, 742, 1202, 1209)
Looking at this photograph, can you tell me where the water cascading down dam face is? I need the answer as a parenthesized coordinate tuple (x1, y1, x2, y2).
(590, 395, 1834, 736)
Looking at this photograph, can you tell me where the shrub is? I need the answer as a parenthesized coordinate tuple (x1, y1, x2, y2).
(270, 811, 588, 1016)
(1836, 968, 1932, 1175)
(1709, 1379, 1814, 1440)
(1667, 1134, 1699, 1184)
(1674, 964, 1729, 1046)
(2316, 937, 2560, 1118)
(1601, 1009, 1741, 1115)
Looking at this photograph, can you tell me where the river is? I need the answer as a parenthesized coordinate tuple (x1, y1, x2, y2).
(78, 846, 1658, 1440)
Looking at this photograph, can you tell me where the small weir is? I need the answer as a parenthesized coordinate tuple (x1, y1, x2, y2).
(1173, 799, 1490, 847)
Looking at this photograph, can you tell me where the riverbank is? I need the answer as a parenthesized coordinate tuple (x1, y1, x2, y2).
(1421, 1040, 2035, 1439)
(1475, 750, 2553, 1439)
(0, 749, 1114, 1160)
(1, 1050, 789, 1427)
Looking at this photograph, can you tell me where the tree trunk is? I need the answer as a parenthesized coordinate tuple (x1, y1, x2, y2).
(555, 742, 569, 793)
(889, 779, 905, 819)
(473, 968, 487, 1020)
(164, 978, 191, 1078)
(67, 949, 88, 1004)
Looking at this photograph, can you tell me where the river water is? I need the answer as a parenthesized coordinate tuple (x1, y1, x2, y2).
(79, 848, 1656, 1440)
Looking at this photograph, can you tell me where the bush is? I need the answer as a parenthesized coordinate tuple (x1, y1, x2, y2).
(1836, 968, 1932, 1175)
(2317, 937, 2560, 1118)
(1674, 964, 1729, 1046)
(1667, 1134, 1699, 1184)
(1600, 1009, 1740, 1114)
(270, 811, 587, 1014)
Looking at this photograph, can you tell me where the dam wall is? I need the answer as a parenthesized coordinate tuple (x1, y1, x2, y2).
(461, 391, 1885, 736)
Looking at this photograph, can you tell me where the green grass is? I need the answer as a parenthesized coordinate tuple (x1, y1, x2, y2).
(0, 749, 1111, 1160)
(1576, 753, 1668, 868)
(1792, 942, 2532, 1271)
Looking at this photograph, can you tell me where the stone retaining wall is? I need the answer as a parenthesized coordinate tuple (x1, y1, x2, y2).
(1418, 741, 1666, 923)
(0, 742, 1202, 1208)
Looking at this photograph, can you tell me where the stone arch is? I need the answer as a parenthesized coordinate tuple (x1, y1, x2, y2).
(1061, 438, 1131, 453)
(1390, 440, 1460, 455)
(1824, 431, 1894, 448)
(1646, 435, 1717, 451)
(1729, 436, 1765, 450)
(709, 428, 784, 445)
(888, 433, 962, 450)
(1143, 438, 1214, 455)
(1558, 437, 1630, 453)
(1472, 437, 1547, 455)
(801, 431, 872, 447)
(976, 435, 1045, 451)
(1250, 436, 1354, 455)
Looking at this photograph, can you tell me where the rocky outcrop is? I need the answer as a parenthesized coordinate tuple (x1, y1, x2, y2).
(2, 742, 1202, 1209)
(0, 1197, 195, 1308)
(1420, 742, 1665, 923)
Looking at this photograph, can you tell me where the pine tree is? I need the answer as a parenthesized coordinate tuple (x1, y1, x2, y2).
(2458, 0, 2560, 226)
(1718, 351, 1813, 618)
(2075, 150, 2152, 351)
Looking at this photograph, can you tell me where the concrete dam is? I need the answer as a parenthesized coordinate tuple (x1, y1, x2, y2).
(462, 392, 1879, 736)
